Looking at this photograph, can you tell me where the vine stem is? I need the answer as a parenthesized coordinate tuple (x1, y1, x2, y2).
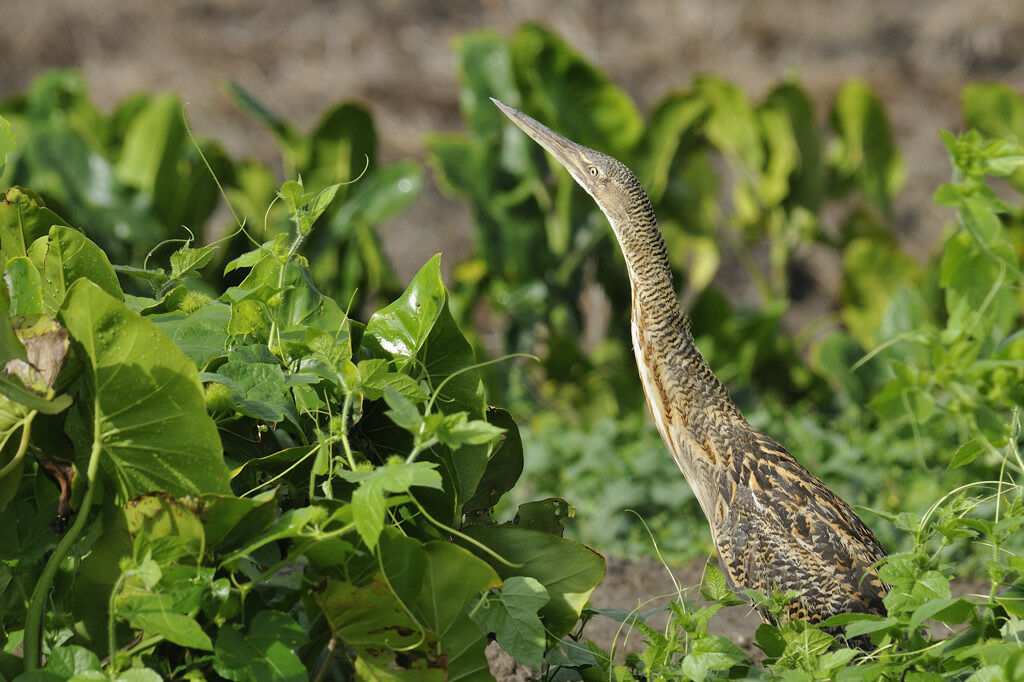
(0, 411, 36, 482)
(24, 414, 103, 670)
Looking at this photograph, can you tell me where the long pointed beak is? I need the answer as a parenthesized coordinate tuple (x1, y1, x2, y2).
(490, 98, 588, 183)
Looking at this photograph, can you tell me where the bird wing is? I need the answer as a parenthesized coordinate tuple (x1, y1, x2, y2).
(710, 426, 887, 625)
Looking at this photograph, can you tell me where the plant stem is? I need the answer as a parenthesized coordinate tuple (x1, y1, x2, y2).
(339, 393, 356, 471)
(24, 431, 103, 670)
(0, 412, 35, 482)
(107, 571, 128, 673)
(121, 635, 164, 660)
(311, 634, 338, 682)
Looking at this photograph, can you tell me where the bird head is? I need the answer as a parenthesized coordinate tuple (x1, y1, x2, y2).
(491, 98, 645, 236)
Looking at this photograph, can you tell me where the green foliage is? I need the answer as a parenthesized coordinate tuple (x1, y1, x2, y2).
(0, 71, 421, 312)
(0, 151, 603, 679)
(431, 25, 907, 413)
(2, 25, 1024, 679)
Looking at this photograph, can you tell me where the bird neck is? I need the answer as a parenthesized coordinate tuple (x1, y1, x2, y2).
(608, 194, 744, 450)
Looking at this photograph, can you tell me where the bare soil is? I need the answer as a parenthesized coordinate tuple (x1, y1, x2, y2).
(2, 2, 1018, 679)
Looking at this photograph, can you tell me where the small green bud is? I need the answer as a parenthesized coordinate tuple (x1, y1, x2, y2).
(204, 383, 233, 415)
(179, 290, 210, 315)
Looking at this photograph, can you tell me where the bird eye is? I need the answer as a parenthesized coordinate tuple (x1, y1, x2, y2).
(588, 165, 600, 177)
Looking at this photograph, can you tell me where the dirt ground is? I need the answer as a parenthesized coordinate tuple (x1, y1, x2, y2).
(3, 2, 1021, 678)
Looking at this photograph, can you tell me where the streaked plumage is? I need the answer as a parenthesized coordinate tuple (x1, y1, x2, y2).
(493, 98, 887, 632)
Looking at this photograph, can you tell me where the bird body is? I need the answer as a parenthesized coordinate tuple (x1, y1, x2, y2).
(492, 98, 887, 628)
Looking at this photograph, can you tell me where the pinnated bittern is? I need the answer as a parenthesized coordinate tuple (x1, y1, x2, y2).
(492, 98, 887, 631)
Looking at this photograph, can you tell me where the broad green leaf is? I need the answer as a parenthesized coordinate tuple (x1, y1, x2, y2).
(382, 385, 423, 434)
(306, 102, 377, 190)
(148, 301, 230, 370)
(120, 595, 213, 651)
(227, 82, 304, 166)
(58, 279, 230, 502)
(213, 356, 288, 422)
(35, 645, 101, 677)
(462, 524, 604, 638)
(0, 282, 27, 364)
(328, 160, 422, 234)
(511, 24, 642, 160)
(315, 576, 423, 651)
(123, 493, 205, 562)
(357, 359, 427, 403)
(940, 231, 1017, 341)
(213, 611, 308, 682)
(0, 187, 69, 262)
(513, 498, 574, 536)
(680, 635, 745, 681)
(4, 256, 43, 316)
(409, 540, 501, 682)
(471, 576, 548, 669)
(452, 31, 521, 138)
(463, 409, 524, 513)
(829, 79, 905, 214)
(840, 237, 920, 348)
(27, 225, 123, 313)
(637, 91, 707, 201)
(962, 83, 1024, 140)
(115, 93, 184, 193)
(200, 490, 277, 551)
(697, 76, 763, 171)
(907, 597, 975, 634)
(365, 254, 446, 370)
(764, 82, 823, 211)
(0, 114, 13, 176)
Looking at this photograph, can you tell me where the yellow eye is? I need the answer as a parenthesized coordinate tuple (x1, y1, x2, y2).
(588, 165, 599, 177)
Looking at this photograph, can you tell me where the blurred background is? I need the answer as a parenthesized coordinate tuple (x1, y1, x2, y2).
(3, 1, 1024, 638)
(5, 0, 1023, 284)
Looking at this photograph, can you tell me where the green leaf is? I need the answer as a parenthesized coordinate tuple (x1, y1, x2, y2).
(329, 160, 421, 232)
(0, 114, 13, 176)
(0, 188, 69, 263)
(411, 541, 502, 681)
(115, 94, 185, 203)
(701, 561, 745, 606)
(213, 356, 288, 422)
(472, 576, 549, 669)
(148, 301, 230, 370)
(439, 415, 505, 449)
(511, 24, 642, 160)
(356, 359, 427, 403)
(315, 576, 423, 651)
(908, 597, 975, 634)
(464, 409, 524, 513)
(829, 79, 905, 214)
(212, 610, 308, 682)
(365, 254, 447, 371)
(462, 524, 604, 638)
(840, 237, 920, 347)
(341, 460, 442, 550)
(200, 490, 277, 551)
(169, 244, 216, 280)
(680, 635, 745, 680)
(382, 385, 422, 434)
(120, 596, 213, 651)
(513, 498, 574, 536)
(36, 645, 101, 677)
(58, 279, 230, 502)
(962, 83, 1024, 140)
(26, 225, 123, 314)
(227, 82, 304, 165)
(4, 257, 43, 316)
